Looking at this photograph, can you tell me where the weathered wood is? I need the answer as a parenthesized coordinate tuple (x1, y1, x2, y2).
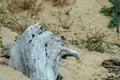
(1, 22, 80, 80)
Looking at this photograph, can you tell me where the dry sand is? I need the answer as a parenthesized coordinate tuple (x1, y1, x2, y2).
(0, 0, 120, 80)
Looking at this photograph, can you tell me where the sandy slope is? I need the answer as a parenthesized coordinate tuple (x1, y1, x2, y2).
(60, 50, 112, 80)
(0, 27, 30, 80)
(0, 0, 120, 80)
(0, 64, 30, 80)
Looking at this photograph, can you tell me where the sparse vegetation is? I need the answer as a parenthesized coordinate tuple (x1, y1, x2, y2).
(0, 0, 43, 34)
(0, 11, 30, 34)
(68, 39, 79, 45)
(80, 28, 106, 53)
(46, 2, 75, 34)
(7, 0, 39, 12)
(51, 0, 70, 7)
(85, 37, 105, 53)
(66, 28, 109, 53)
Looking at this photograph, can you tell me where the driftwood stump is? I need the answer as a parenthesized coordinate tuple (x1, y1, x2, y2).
(1, 22, 80, 80)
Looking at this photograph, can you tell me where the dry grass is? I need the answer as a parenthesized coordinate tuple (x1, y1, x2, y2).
(7, 0, 42, 13)
(0, 0, 44, 34)
(50, 0, 76, 7)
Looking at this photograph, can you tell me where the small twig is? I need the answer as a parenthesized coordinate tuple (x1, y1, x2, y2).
(10, 18, 23, 27)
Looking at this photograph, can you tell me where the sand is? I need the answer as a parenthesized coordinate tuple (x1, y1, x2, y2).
(0, 0, 120, 80)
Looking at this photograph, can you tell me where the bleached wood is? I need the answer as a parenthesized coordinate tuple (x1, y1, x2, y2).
(1, 22, 80, 80)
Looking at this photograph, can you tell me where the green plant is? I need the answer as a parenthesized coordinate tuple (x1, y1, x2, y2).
(100, 0, 120, 29)
(67, 33, 105, 53)
(85, 36, 105, 53)
(77, 27, 106, 53)
(85, 29, 106, 53)
(100, 6, 115, 16)
(77, 60, 82, 64)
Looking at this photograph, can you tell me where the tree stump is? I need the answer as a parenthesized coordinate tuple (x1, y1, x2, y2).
(1, 22, 80, 80)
